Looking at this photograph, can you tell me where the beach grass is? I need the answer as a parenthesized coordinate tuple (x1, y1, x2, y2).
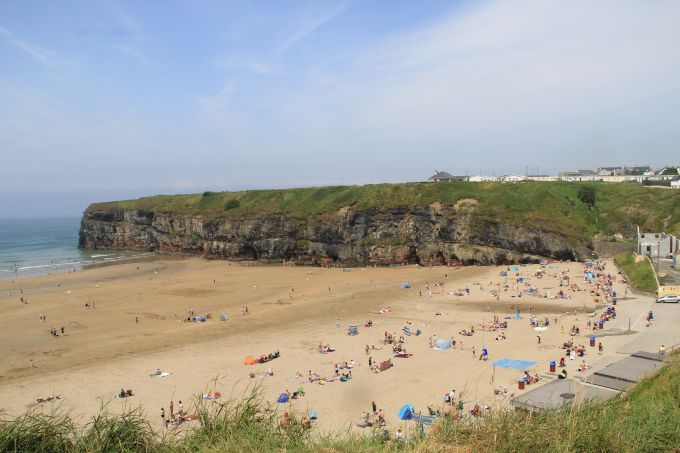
(614, 252, 658, 294)
(1, 357, 678, 452)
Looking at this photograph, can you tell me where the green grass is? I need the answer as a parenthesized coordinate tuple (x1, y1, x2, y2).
(85, 182, 680, 243)
(615, 252, 659, 293)
(2, 359, 678, 452)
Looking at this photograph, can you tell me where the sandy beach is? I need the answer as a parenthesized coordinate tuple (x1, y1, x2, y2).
(0, 257, 633, 432)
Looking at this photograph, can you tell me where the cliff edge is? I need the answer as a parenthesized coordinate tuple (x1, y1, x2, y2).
(79, 182, 678, 265)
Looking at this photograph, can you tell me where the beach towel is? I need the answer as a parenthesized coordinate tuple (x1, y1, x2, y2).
(435, 338, 452, 350)
(379, 359, 392, 372)
(493, 358, 537, 370)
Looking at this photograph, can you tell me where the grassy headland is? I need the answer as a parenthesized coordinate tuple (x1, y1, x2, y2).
(615, 252, 659, 294)
(2, 357, 678, 452)
(87, 182, 680, 243)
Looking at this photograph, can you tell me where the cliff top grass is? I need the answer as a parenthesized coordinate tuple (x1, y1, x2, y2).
(615, 252, 659, 294)
(86, 181, 680, 240)
(1, 354, 678, 452)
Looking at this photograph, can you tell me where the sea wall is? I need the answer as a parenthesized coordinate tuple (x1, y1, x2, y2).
(79, 203, 592, 265)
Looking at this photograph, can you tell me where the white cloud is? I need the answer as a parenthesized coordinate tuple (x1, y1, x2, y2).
(0, 25, 63, 66)
(274, 1, 350, 55)
(110, 44, 153, 66)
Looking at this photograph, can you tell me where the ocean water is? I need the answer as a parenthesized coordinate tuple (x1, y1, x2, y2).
(0, 218, 152, 280)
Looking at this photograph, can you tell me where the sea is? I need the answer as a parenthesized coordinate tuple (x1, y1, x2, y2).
(0, 217, 153, 281)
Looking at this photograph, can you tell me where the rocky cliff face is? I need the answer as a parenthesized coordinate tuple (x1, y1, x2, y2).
(79, 202, 592, 265)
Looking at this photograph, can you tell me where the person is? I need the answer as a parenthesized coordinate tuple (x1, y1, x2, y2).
(161, 407, 165, 424)
(170, 401, 174, 419)
(395, 429, 403, 441)
(558, 369, 568, 379)
(372, 401, 377, 414)
(178, 401, 184, 415)
(598, 342, 603, 353)
(659, 344, 666, 355)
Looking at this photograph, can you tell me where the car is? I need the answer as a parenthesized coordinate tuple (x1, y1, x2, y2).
(655, 295, 680, 303)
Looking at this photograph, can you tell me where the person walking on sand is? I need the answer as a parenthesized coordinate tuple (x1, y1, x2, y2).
(170, 401, 174, 419)
(161, 407, 165, 424)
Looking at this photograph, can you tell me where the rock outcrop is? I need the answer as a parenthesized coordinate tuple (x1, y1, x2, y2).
(79, 202, 592, 265)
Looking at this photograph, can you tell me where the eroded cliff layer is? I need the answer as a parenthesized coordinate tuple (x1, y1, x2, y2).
(79, 200, 589, 265)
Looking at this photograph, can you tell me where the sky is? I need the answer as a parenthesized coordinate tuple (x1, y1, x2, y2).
(1, 0, 679, 218)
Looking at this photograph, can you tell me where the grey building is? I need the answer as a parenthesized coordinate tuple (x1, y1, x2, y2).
(637, 229, 678, 257)
(428, 171, 467, 182)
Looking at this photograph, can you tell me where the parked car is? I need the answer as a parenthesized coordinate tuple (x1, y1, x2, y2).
(655, 295, 680, 303)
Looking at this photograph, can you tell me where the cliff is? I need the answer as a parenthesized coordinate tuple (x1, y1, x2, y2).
(79, 182, 679, 265)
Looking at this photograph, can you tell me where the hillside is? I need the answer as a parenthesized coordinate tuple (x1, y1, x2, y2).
(79, 182, 680, 265)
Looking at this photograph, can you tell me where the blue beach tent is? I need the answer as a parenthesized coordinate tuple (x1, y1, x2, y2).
(277, 393, 289, 403)
(398, 404, 414, 420)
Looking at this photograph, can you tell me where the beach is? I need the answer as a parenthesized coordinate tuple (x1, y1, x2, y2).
(0, 257, 634, 432)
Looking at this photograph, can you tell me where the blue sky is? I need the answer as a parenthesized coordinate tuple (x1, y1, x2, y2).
(1, 0, 679, 217)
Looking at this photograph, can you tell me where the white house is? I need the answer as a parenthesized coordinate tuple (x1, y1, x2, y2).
(468, 175, 498, 182)
(500, 175, 526, 183)
(526, 175, 559, 182)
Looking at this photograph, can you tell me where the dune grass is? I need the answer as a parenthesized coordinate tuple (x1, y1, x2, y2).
(615, 252, 658, 294)
(1, 358, 678, 452)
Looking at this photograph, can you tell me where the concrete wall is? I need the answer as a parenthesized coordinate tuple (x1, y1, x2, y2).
(658, 285, 680, 297)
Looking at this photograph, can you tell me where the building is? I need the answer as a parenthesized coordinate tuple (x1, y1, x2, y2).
(525, 175, 559, 182)
(468, 175, 498, 182)
(624, 165, 653, 175)
(500, 175, 526, 183)
(637, 229, 678, 257)
(597, 166, 625, 176)
(559, 170, 597, 181)
(427, 171, 467, 182)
